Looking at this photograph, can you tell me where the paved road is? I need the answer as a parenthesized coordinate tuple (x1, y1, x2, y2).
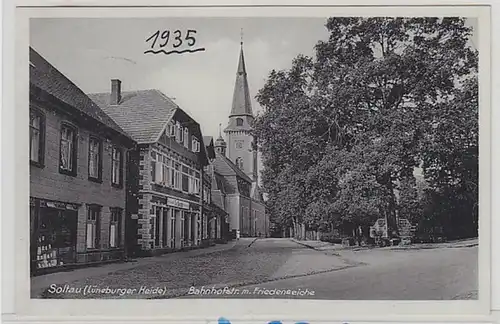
(229, 239, 478, 300)
(34, 238, 477, 300)
(186, 238, 477, 300)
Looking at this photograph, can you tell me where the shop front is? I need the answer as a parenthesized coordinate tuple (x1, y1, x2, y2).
(149, 195, 201, 253)
(30, 197, 79, 274)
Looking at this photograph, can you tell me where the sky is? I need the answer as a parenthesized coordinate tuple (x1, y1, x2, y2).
(30, 17, 330, 139)
(30, 17, 478, 141)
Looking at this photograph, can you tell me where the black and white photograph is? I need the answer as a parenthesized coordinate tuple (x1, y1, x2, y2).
(27, 14, 483, 303)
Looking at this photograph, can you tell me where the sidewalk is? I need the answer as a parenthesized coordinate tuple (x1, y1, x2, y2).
(31, 239, 241, 298)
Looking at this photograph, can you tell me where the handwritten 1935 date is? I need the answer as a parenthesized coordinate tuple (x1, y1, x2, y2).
(144, 29, 206, 55)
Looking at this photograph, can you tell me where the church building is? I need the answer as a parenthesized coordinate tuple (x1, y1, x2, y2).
(211, 38, 269, 238)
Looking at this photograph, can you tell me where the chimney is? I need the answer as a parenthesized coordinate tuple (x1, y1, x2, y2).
(110, 79, 122, 105)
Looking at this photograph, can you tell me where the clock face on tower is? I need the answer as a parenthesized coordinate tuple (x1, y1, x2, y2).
(235, 140, 244, 150)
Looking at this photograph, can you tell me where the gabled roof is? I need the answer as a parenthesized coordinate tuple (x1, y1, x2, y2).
(251, 182, 264, 202)
(203, 136, 214, 146)
(29, 47, 129, 138)
(203, 136, 215, 160)
(229, 43, 254, 118)
(213, 151, 252, 183)
(88, 89, 177, 144)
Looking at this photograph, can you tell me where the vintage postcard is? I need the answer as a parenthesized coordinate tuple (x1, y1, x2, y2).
(8, 2, 492, 323)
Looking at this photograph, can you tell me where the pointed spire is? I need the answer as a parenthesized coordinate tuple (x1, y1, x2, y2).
(218, 123, 223, 139)
(230, 31, 253, 118)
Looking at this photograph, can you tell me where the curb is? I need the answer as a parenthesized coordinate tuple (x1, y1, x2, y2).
(247, 237, 259, 248)
(292, 239, 478, 252)
(291, 239, 364, 267)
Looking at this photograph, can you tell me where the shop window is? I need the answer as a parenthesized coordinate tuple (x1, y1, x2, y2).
(36, 204, 77, 269)
(88, 136, 102, 182)
(162, 209, 169, 248)
(29, 108, 45, 166)
(111, 146, 123, 187)
(86, 205, 101, 249)
(59, 123, 78, 176)
(109, 208, 122, 248)
(154, 206, 161, 247)
(180, 214, 185, 246)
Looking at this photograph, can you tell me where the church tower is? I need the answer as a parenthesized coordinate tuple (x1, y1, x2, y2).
(224, 35, 258, 183)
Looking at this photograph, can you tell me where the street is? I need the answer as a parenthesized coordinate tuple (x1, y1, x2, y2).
(32, 238, 477, 300)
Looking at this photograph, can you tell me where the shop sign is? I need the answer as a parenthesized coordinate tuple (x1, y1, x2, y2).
(167, 198, 190, 210)
(41, 200, 79, 211)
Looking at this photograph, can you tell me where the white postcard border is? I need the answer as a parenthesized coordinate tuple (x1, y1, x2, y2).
(3, 2, 493, 322)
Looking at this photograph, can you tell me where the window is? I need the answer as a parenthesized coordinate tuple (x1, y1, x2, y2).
(88, 137, 102, 181)
(236, 118, 243, 126)
(194, 178, 200, 194)
(174, 163, 182, 190)
(183, 128, 189, 148)
(168, 122, 176, 137)
(179, 125, 184, 143)
(235, 157, 244, 170)
(111, 147, 123, 187)
(163, 158, 170, 185)
(109, 208, 122, 248)
(182, 166, 189, 192)
(192, 136, 199, 153)
(30, 109, 45, 166)
(59, 124, 77, 175)
(86, 205, 101, 249)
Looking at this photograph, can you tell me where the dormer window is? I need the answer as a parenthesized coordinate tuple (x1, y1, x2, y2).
(168, 122, 175, 137)
(178, 123, 183, 143)
(236, 118, 243, 126)
(175, 122, 182, 142)
(183, 128, 189, 148)
(191, 136, 200, 153)
(235, 157, 244, 170)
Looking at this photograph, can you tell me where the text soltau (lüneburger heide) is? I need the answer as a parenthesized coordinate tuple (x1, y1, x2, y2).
(47, 284, 167, 296)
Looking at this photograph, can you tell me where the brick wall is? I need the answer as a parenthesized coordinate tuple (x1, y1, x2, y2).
(30, 102, 128, 258)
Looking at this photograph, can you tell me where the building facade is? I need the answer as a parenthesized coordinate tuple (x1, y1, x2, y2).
(203, 136, 231, 242)
(89, 83, 209, 256)
(217, 41, 269, 237)
(29, 48, 135, 275)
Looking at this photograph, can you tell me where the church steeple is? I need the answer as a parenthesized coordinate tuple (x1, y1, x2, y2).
(224, 31, 258, 184)
(229, 37, 254, 118)
(215, 123, 227, 156)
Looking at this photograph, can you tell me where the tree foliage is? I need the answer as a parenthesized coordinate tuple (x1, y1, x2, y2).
(254, 17, 478, 239)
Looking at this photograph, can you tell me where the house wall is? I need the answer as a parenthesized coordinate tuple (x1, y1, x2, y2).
(239, 196, 252, 236)
(132, 141, 203, 255)
(226, 194, 240, 231)
(30, 100, 129, 271)
(252, 200, 267, 237)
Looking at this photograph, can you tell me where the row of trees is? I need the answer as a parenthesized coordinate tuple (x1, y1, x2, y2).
(254, 18, 478, 240)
